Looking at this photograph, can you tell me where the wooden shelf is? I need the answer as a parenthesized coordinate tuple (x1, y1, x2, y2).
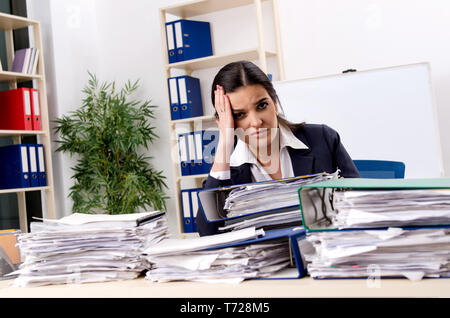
(162, 0, 269, 18)
(0, 186, 50, 195)
(166, 49, 277, 71)
(177, 173, 209, 182)
(0, 12, 38, 30)
(170, 115, 216, 125)
(0, 71, 42, 83)
(0, 130, 46, 137)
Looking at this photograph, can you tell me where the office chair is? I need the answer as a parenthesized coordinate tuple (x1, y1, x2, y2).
(353, 160, 406, 179)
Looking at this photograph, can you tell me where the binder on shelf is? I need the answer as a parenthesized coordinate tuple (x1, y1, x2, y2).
(26, 145, 39, 187)
(190, 131, 203, 175)
(214, 226, 308, 280)
(190, 189, 200, 233)
(36, 144, 47, 186)
(181, 189, 194, 233)
(178, 133, 190, 176)
(178, 76, 203, 119)
(298, 177, 450, 232)
(11, 48, 39, 74)
(0, 144, 31, 189)
(30, 88, 41, 131)
(168, 77, 181, 120)
(0, 88, 33, 131)
(165, 22, 177, 64)
(201, 129, 218, 174)
(170, 19, 213, 63)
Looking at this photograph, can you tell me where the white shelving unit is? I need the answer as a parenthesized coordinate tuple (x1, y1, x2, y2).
(159, 0, 285, 236)
(0, 12, 55, 233)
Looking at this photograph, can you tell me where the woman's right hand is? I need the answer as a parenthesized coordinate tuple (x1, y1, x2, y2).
(212, 85, 234, 171)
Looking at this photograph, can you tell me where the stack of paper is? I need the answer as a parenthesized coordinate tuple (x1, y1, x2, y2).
(143, 227, 292, 283)
(304, 227, 450, 280)
(219, 172, 338, 232)
(332, 189, 450, 229)
(10, 211, 168, 287)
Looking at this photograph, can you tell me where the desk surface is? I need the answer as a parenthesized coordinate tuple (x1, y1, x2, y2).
(0, 276, 448, 298)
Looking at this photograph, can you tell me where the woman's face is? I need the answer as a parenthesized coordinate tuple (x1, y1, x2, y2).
(226, 84, 279, 152)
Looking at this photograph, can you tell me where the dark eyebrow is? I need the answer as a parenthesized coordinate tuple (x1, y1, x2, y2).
(232, 97, 269, 112)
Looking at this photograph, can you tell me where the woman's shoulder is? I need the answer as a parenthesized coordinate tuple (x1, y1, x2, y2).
(294, 123, 338, 138)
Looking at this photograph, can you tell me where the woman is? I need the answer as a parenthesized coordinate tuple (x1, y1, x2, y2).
(196, 61, 360, 236)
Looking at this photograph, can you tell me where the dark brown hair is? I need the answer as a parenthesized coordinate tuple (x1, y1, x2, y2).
(211, 60, 304, 132)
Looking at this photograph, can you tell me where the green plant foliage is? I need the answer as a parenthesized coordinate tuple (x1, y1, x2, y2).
(54, 72, 168, 214)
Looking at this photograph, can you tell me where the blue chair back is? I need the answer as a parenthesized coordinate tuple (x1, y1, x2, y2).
(353, 160, 405, 179)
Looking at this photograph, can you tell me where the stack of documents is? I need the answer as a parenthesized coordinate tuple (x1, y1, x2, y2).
(332, 189, 450, 229)
(304, 227, 450, 280)
(143, 227, 297, 283)
(215, 172, 338, 232)
(298, 178, 450, 280)
(10, 211, 168, 287)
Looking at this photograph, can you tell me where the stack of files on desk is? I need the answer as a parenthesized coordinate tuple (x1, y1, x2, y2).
(9, 211, 169, 287)
(303, 227, 450, 280)
(178, 130, 218, 176)
(168, 75, 203, 120)
(297, 177, 450, 280)
(198, 171, 338, 233)
(143, 226, 308, 283)
(0, 144, 47, 189)
(0, 88, 41, 131)
(165, 19, 212, 64)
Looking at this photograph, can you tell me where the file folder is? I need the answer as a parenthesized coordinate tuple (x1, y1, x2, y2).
(36, 144, 47, 186)
(0, 88, 33, 130)
(27, 144, 39, 187)
(212, 226, 308, 279)
(178, 133, 190, 176)
(190, 131, 203, 175)
(298, 177, 450, 232)
(177, 76, 203, 119)
(168, 77, 181, 120)
(30, 88, 41, 131)
(181, 189, 194, 233)
(0, 144, 31, 189)
(172, 19, 213, 63)
(201, 129, 219, 174)
(190, 189, 200, 233)
(165, 22, 177, 64)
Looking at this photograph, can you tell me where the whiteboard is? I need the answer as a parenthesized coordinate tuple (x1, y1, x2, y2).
(273, 63, 444, 178)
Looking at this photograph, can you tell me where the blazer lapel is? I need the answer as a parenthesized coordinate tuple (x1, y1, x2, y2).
(288, 148, 315, 176)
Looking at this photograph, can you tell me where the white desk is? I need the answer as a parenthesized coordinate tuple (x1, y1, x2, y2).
(0, 276, 448, 298)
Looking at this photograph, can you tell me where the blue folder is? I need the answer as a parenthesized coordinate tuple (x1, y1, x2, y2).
(209, 226, 308, 279)
(181, 188, 202, 233)
(165, 21, 177, 64)
(181, 189, 195, 233)
(177, 76, 203, 119)
(168, 77, 181, 120)
(178, 133, 190, 176)
(171, 19, 212, 63)
(201, 129, 218, 174)
(35, 144, 47, 186)
(26, 144, 39, 187)
(0, 144, 31, 189)
(190, 131, 204, 175)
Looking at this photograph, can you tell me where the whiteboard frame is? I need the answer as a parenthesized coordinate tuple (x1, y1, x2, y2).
(272, 62, 444, 178)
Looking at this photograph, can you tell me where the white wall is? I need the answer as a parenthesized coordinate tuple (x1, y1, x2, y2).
(27, 0, 450, 233)
(278, 0, 450, 176)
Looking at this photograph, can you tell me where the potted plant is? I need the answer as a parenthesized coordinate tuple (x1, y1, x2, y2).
(54, 73, 168, 214)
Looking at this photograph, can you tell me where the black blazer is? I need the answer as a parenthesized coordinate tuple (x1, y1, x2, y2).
(195, 124, 360, 236)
